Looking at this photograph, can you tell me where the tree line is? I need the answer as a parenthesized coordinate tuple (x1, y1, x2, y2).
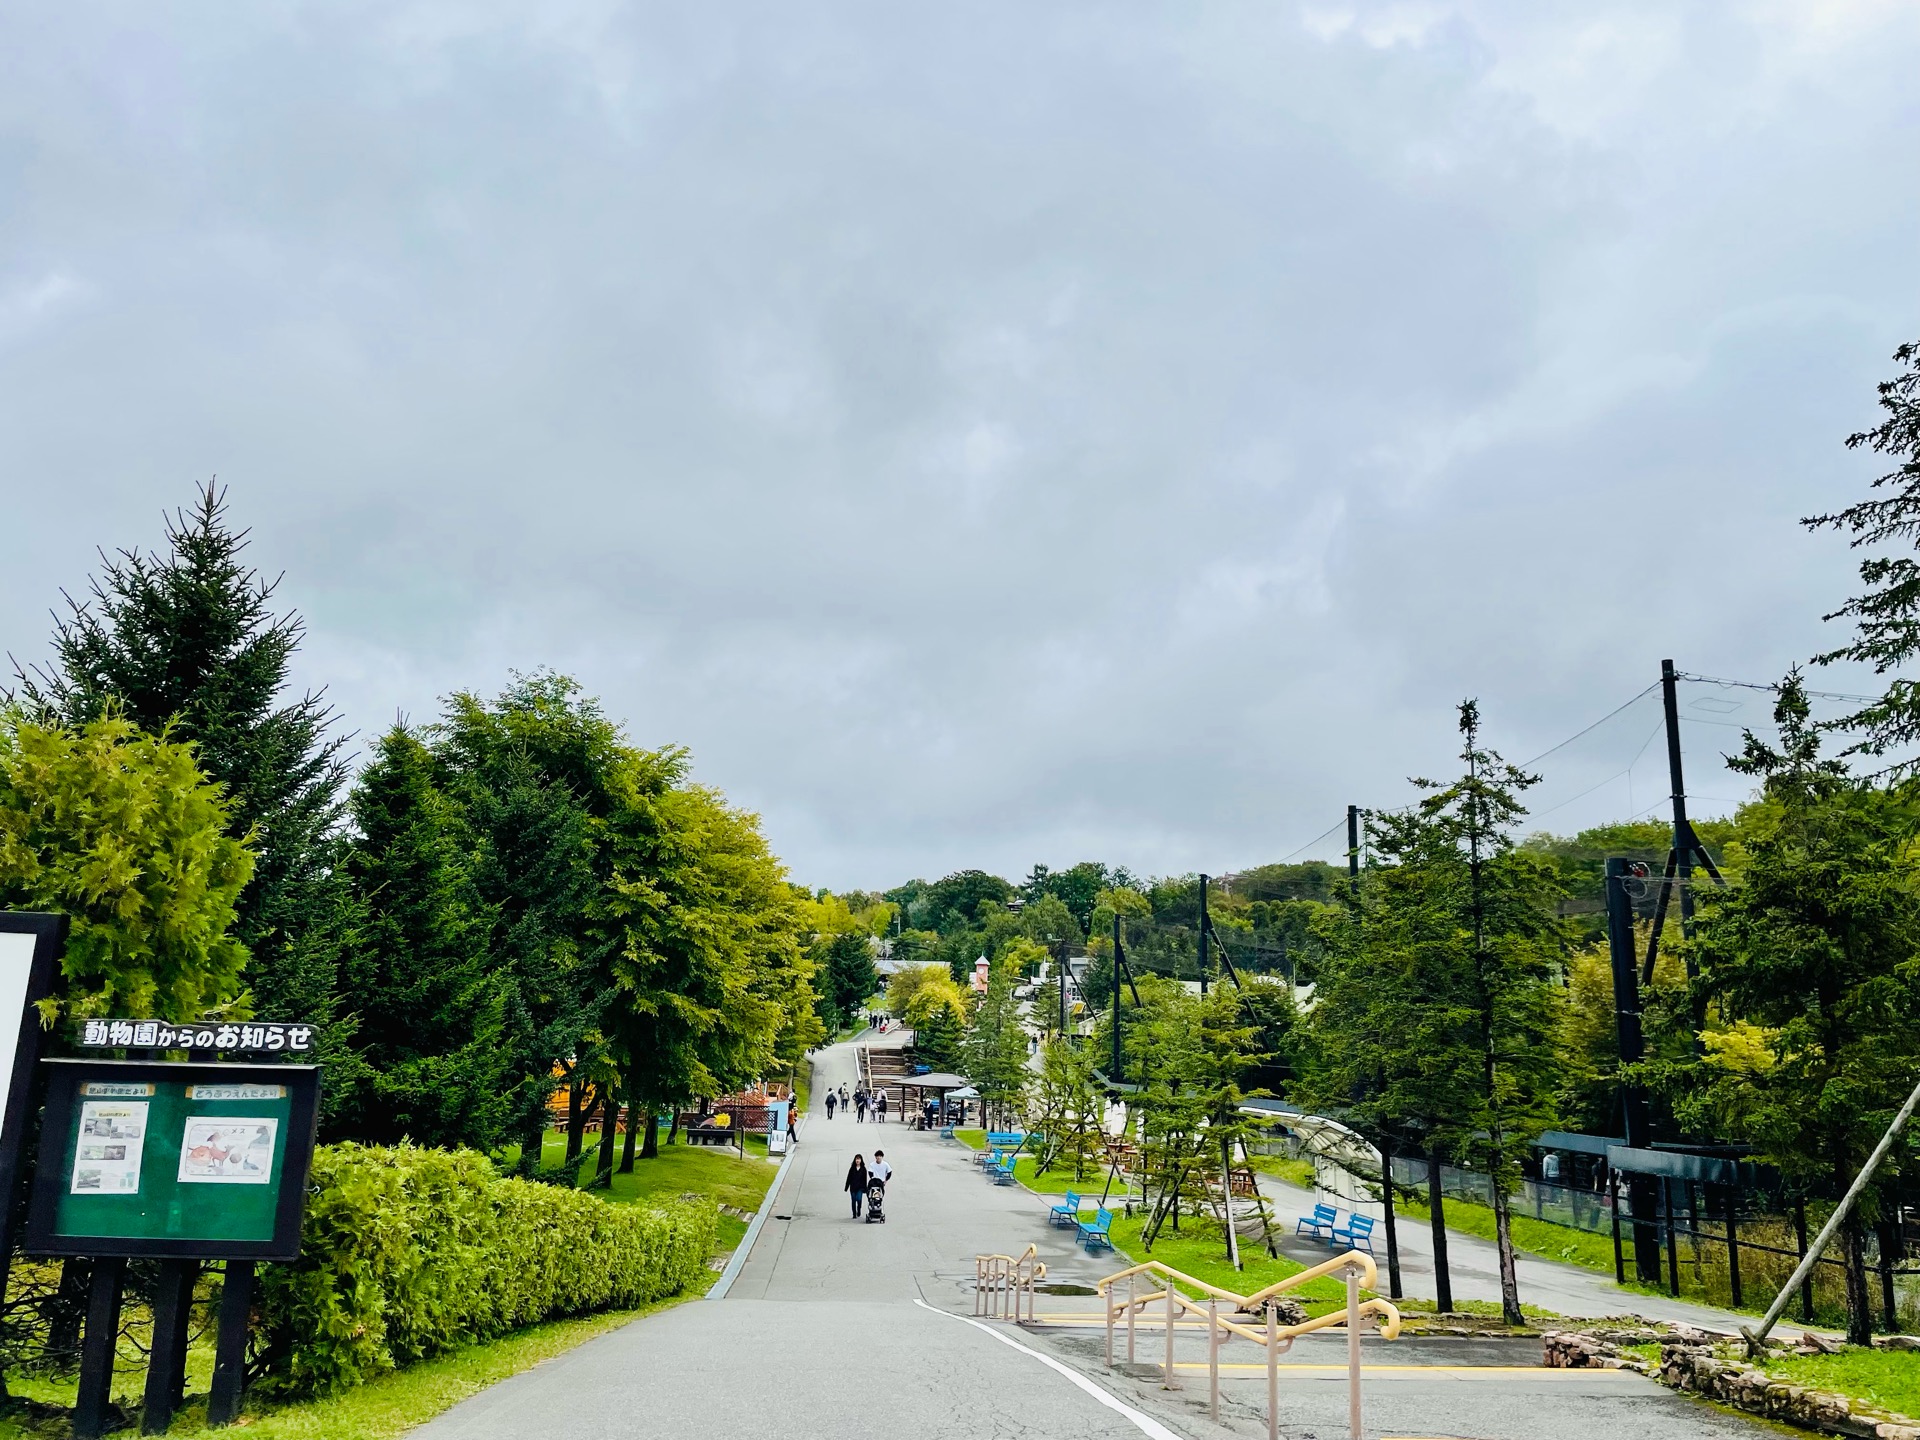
(1, 485, 848, 1174)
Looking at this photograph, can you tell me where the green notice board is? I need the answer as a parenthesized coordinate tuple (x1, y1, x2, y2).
(25, 1060, 320, 1260)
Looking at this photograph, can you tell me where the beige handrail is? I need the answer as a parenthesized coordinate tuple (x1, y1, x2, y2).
(973, 1243, 1046, 1322)
(1095, 1251, 1400, 1440)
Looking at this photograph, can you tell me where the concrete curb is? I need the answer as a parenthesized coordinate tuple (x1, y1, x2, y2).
(706, 1131, 797, 1301)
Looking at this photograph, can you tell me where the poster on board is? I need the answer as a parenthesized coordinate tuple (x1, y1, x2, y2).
(178, 1117, 278, 1184)
(70, 1100, 148, 1194)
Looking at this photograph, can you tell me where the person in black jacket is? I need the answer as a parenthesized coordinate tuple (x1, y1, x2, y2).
(845, 1154, 870, 1218)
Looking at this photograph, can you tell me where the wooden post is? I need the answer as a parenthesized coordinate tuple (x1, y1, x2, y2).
(1346, 1262, 1363, 1440)
(1795, 1198, 1815, 1323)
(1664, 1180, 1681, 1296)
(207, 1260, 255, 1427)
(1266, 1301, 1279, 1440)
(1611, 1172, 1625, 1286)
(1208, 1297, 1220, 1420)
(1726, 1188, 1742, 1310)
(1163, 1282, 1178, 1389)
(142, 1259, 197, 1434)
(73, 1256, 127, 1440)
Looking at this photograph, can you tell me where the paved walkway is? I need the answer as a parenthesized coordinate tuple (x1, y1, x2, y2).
(411, 1040, 1781, 1440)
(1249, 1170, 1827, 1337)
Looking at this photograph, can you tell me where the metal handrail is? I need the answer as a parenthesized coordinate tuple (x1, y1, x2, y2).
(973, 1244, 1046, 1322)
(1094, 1251, 1401, 1440)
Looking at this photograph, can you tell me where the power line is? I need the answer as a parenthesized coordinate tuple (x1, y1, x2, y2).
(1273, 817, 1345, 864)
(1676, 671, 1878, 705)
(1518, 682, 1660, 769)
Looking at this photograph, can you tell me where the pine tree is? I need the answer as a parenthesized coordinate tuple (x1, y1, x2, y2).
(12, 485, 358, 1089)
(1805, 340, 1920, 763)
(964, 960, 1030, 1130)
(1671, 673, 1920, 1344)
(338, 724, 516, 1149)
(1307, 701, 1563, 1322)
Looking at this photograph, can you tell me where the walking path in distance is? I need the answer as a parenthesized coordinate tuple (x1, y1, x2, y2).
(411, 1037, 1780, 1440)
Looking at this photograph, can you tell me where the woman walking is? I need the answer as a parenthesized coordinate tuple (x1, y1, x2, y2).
(845, 1153, 870, 1218)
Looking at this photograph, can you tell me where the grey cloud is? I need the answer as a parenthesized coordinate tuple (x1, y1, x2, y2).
(2, 2, 1916, 886)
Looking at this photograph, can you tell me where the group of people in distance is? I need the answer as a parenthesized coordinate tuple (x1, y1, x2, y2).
(843, 1149, 891, 1218)
(822, 1083, 888, 1123)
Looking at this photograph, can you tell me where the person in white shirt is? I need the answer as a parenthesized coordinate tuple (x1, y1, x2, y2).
(869, 1150, 892, 1187)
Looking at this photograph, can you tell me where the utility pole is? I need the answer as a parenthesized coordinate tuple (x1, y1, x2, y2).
(1642, 658, 1727, 987)
(1346, 805, 1360, 902)
(1606, 857, 1661, 1282)
(1198, 874, 1210, 996)
(1109, 914, 1141, 1082)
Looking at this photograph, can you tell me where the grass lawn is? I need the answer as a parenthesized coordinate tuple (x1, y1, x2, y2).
(1245, 1153, 1317, 1190)
(0, 1297, 692, 1440)
(1104, 1212, 1352, 1314)
(509, 1131, 780, 1217)
(1386, 1191, 1621, 1274)
(1752, 1349, 1920, 1420)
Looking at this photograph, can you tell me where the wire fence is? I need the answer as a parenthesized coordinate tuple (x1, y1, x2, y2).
(1384, 1155, 1920, 1332)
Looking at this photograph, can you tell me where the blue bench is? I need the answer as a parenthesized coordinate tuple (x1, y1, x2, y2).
(989, 1154, 1018, 1185)
(1295, 1202, 1337, 1240)
(1330, 1212, 1376, 1255)
(939, 1124, 956, 1140)
(1049, 1190, 1082, 1227)
(1077, 1207, 1114, 1252)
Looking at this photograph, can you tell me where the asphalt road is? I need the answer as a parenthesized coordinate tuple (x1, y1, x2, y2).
(411, 1039, 1780, 1440)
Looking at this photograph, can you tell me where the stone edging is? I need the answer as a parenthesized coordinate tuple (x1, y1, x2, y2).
(1544, 1326, 1920, 1440)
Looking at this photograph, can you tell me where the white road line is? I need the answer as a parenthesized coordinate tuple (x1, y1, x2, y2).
(911, 1299, 1187, 1440)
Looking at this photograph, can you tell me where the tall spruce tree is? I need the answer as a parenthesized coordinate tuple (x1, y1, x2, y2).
(1806, 340, 1920, 763)
(1671, 674, 1920, 1344)
(1307, 701, 1563, 1323)
(12, 485, 358, 1088)
(338, 724, 516, 1149)
(436, 674, 620, 1168)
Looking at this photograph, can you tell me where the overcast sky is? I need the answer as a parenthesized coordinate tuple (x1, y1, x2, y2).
(3, 3, 1917, 891)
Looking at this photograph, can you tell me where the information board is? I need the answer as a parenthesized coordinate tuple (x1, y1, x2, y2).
(25, 1059, 320, 1260)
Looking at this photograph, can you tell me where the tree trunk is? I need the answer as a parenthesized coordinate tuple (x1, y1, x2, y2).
(523, 1103, 548, 1176)
(594, 1091, 618, 1189)
(1428, 1153, 1454, 1314)
(1844, 1210, 1874, 1345)
(1380, 1141, 1403, 1299)
(1490, 1175, 1524, 1326)
(621, 1105, 641, 1172)
(566, 1079, 587, 1163)
(667, 1109, 681, 1146)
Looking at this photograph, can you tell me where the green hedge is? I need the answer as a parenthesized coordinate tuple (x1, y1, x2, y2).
(257, 1143, 716, 1394)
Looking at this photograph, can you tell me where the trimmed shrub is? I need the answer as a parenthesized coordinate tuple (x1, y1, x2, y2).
(256, 1143, 716, 1394)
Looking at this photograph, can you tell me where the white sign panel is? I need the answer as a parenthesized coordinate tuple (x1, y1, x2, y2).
(0, 933, 35, 1139)
(178, 1117, 278, 1184)
(70, 1100, 148, 1194)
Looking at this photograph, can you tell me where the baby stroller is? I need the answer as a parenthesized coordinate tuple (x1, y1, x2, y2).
(864, 1177, 887, 1223)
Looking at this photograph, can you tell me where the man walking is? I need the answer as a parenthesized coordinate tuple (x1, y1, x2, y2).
(825, 1091, 836, 1120)
(870, 1149, 892, 1191)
